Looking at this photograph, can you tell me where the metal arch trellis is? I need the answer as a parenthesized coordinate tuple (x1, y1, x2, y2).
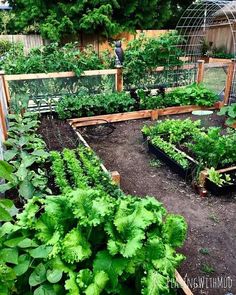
(171, 0, 236, 101)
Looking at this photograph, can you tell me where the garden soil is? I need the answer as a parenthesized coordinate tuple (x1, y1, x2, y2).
(38, 112, 236, 295)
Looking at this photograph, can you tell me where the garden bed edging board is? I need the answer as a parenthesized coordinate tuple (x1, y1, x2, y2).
(68, 102, 220, 128)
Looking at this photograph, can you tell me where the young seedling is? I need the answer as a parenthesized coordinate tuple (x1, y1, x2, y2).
(149, 159, 162, 168)
(199, 248, 210, 255)
(208, 213, 220, 224)
(201, 263, 215, 274)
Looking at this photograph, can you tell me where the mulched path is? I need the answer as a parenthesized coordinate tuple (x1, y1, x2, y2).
(77, 112, 236, 295)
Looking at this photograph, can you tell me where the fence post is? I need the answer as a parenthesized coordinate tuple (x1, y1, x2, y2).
(116, 67, 123, 92)
(0, 74, 8, 141)
(196, 60, 205, 83)
(223, 59, 235, 105)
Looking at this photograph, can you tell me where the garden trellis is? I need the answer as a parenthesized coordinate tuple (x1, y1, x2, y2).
(175, 0, 236, 101)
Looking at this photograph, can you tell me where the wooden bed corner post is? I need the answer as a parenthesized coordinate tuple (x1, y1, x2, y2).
(151, 109, 159, 121)
(116, 67, 123, 92)
(196, 60, 205, 83)
(111, 171, 121, 186)
(223, 59, 235, 105)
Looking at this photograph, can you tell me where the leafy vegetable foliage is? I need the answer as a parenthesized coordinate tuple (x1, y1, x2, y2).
(164, 83, 218, 107)
(0, 112, 50, 201)
(56, 91, 135, 120)
(143, 118, 236, 175)
(218, 103, 236, 126)
(0, 188, 187, 294)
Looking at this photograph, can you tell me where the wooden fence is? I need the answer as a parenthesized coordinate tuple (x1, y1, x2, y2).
(0, 35, 49, 53)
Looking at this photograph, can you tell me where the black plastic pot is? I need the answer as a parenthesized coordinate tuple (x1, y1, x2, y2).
(205, 177, 236, 196)
(147, 141, 195, 179)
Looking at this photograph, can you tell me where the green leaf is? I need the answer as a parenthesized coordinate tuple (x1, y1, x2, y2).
(93, 250, 127, 290)
(4, 236, 25, 247)
(141, 270, 169, 295)
(4, 150, 18, 161)
(29, 263, 47, 287)
(0, 160, 14, 182)
(0, 248, 18, 264)
(62, 228, 91, 263)
(0, 205, 12, 221)
(18, 238, 38, 248)
(34, 284, 56, 295)
(29, 245, 52, 259)
(85, 271, 109, 295)
(163, 214, 187, 248)
(19, 179, 35, 199)
(0, 183, 13, 194)
(46, 269, 63, 283)
(0, 199, 14, 208)
(14, 254, 31, 276)
(0, 222, 20, 238)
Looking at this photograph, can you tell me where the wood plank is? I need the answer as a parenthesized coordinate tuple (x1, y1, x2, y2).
(209, 57, 231, 63)
(5, 71, 76, 81)
(69, 110, 153, 127)
(116, 68, 123, 92)
(223, 61, 235, 105)
(175, 271, 194, 295)
(0, 99, 7, 141)
(216, 166, 236, 174)
(204, 62, 230, 69)
(158, 105, 215, 116)
(5, 69, 118, 81)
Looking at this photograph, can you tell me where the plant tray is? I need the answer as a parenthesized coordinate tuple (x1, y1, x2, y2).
(205, 176, 236, 196)
(147, 141, 195, 179)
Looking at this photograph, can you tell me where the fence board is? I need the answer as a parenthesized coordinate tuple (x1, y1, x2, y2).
(0, 34, 49, 53)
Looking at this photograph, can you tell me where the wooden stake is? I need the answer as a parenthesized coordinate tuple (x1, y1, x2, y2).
(196, 60, 205, 83)
(111, 171, 121, 186)
(223, 60, 235, 105)
(198, 170, 209, 187)
(116, 67, 123, 92)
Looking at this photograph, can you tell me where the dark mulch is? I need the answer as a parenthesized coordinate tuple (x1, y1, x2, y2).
(78, 111, 236, 295)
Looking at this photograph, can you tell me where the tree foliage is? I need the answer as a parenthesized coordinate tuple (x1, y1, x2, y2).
(7, 0, 192, 41)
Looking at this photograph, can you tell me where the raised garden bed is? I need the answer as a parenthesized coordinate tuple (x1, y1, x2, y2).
(142, 118, 236, 196)
(147, 141, 195, 179)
